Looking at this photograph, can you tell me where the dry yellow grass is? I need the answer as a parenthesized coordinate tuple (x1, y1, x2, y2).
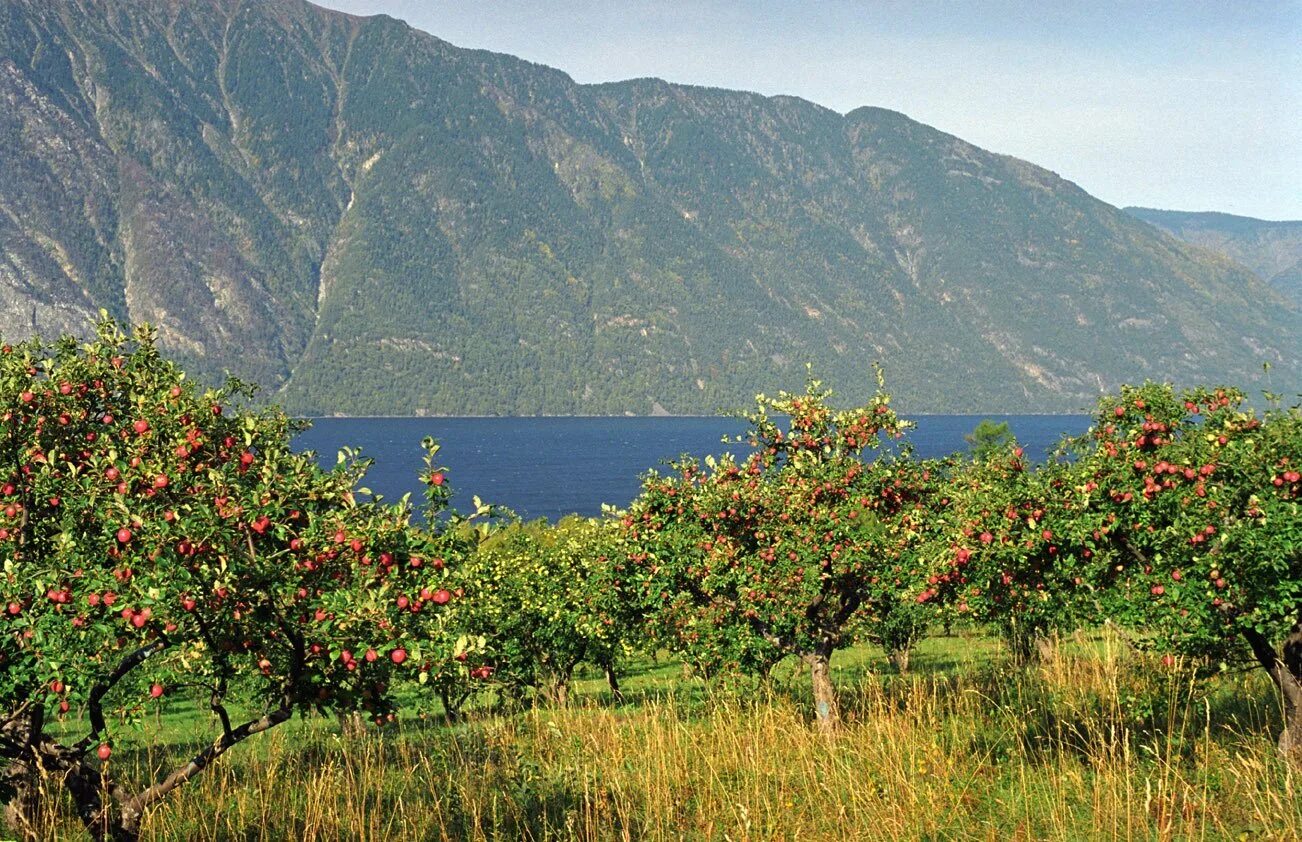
(18, 636, 1301, 840)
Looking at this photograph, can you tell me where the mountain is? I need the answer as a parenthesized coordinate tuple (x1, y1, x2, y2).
(1, 0, 1297, 415)
(1124, 208, 1302, 306)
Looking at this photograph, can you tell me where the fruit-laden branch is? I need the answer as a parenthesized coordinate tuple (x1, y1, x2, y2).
(122, 628, 306, 817)
(678, 570, 792, 651)
(75, 639, 170, 753)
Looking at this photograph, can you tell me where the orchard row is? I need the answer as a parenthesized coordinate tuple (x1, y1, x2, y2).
(1, 321, 1298, 841)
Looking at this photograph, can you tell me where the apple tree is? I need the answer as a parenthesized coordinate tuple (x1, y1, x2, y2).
(843, 454, 957, 673)
(0, 321, 466, 840)
(924, 446, 1101, 663)
(454, 516, 633, 706)
(620, 372, 920, 731)
(1068, 384, 1301, 760)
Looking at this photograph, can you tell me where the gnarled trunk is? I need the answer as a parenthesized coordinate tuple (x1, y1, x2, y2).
(62, 762, 137, 842)
(2, 708, 47, 841)
(887, 646, 911, 674)
(1244, 617, 1302, 765)
(803, 643, 838, 733)
(539, 668, 573, 707)
(1, 739, 135, 842)
(2, 759, 43, 841)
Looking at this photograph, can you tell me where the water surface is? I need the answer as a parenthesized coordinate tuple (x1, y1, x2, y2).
(293, 415, 1091, 521)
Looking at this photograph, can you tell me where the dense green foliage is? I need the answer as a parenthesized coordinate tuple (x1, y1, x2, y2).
(0, 322, 471, 840)
(619, 374, 955, 728)
(1, 0, 1297, 415)
(450, 517, 632, 706)
(925, 382, 1302, 756)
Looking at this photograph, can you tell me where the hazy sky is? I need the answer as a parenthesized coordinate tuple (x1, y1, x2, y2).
(319, 1, 1301, 220)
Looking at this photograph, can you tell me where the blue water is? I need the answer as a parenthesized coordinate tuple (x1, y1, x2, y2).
(293, 415, 1091, 522)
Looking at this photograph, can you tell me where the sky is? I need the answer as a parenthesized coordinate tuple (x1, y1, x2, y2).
(319, 1, 1301, 220)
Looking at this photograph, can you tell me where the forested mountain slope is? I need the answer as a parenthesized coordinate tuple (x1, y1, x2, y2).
(1125, 207, 1302, 306)
(1, 0, 1296, 414)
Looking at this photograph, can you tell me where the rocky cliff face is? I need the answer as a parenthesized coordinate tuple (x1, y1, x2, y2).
(1, 0, 1297, 414)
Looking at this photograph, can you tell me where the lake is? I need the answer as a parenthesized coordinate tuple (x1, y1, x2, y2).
(292, 415, 1091, 522)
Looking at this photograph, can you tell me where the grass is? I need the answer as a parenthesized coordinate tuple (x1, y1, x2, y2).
(17, 630, 1301, 840)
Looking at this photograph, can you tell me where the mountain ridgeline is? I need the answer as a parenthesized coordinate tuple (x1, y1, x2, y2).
(1, 0, 1297, 415)
(1124, 208, 1302, 307)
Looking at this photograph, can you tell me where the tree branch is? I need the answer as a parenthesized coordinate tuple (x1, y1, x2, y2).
(210, 675, 233, 741)
(1117, 536, 1150, 568)
(1243, 627, 1282, 677)
(125, 705, 292, 815)
(73, 638, 169, 753)
(125, 622, 306, 816)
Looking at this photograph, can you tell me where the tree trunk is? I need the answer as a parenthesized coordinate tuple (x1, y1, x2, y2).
(2, 709, 46, 841)
(1007, 627, 1047, 666)
(10, 745, 137, 842)
(2, 760, 43, 841)
(62, 765, 137, 842)
(337, 711, 365, 739)
(1244, 618, 1302, 766)
(803, 645, 838, 733)
(437, 687, 462, 723)
(887, 646, 911, 674)
(540, 669, 571, 707)
(1281, 685, 1302, 763)
(1276, 619, 1302, 764)
(602, 660, 624, 703)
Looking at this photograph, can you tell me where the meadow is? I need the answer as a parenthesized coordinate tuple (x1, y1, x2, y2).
(25, 630, 1300, 841)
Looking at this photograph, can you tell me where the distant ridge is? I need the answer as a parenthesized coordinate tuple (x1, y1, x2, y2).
(1124, 207, 1302, 306)
(0, 0, 1296, 415)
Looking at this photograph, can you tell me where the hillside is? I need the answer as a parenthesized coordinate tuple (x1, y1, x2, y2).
(1, 0, 1297, 414)
(1124, 208, 1302, 306)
